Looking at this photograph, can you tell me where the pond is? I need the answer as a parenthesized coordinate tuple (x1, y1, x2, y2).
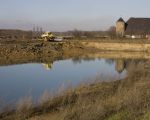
(0, 58, 126, 104)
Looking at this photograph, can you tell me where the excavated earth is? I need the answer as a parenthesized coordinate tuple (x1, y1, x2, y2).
(1, 39, 150, 65)
(0, 40, 93, 65)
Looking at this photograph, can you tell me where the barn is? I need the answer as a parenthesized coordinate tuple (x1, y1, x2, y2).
(116, 17, 150, 38)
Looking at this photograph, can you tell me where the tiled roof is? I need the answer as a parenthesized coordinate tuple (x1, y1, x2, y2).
(125, 18, 150, 35)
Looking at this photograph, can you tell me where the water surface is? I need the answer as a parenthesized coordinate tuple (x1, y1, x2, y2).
(0, 58, 126, 103)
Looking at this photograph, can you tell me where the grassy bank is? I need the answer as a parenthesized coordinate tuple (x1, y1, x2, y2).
(0, 60, 150, 120)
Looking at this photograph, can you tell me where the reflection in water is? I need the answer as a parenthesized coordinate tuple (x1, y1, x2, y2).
(1, 51, 150, 112)
(42, 58, 126, 74)
(42, 62, 53, 70)
(115, 59, 126, 73)
(105, 59, 114, 65)
(71, 58, 126, 74)
(72, 57, 96, 64)
(0, 57, 127, 105)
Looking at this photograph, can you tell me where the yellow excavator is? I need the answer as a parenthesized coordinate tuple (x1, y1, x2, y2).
(41, 32, 63, 42)
(41, 32, 55, 41)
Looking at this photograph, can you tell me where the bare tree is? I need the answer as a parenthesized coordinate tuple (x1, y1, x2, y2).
(72, 29, 82, 38)
(107, 26, 116, 38)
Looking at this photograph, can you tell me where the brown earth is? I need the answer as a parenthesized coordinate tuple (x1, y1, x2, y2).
(1, 39, 150, 66)
(0, 40, 89, 66)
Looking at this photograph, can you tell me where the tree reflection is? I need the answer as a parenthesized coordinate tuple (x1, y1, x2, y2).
(105, 59, 114, 65)
(72, 57, 96, 64)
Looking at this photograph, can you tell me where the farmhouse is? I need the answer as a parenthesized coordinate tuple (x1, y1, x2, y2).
(116, 17, 150, 38)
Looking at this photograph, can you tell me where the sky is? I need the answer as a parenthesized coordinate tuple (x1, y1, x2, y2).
(0, 0, 150, 31)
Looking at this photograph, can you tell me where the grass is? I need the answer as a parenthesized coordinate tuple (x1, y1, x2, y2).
(0, 60, 150, 120)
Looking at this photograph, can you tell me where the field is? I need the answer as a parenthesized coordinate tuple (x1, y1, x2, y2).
(0, 39, 150, 120)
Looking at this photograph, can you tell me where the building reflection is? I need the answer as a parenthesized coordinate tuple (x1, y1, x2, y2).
(115, 59, 126, 73)
(41, 58, 126, 73)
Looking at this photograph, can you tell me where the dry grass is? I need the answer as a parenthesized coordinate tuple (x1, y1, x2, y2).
(0, 60, 150, 120)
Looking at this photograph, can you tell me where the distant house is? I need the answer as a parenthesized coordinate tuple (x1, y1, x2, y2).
(116, 17, 150, 38)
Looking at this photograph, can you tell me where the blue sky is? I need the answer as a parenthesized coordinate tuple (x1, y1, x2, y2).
(0, 0, 150, 31)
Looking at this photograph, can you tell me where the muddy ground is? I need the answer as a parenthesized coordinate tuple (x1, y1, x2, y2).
(0, 40, 98, 66)
(1, 39, 150, 66)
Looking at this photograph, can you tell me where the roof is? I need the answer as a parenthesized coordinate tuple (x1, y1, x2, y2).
(125, 18, 150, 35)
(117, 17, 125, 22)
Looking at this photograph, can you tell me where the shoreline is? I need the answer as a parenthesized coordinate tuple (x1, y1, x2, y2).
(0, 39, 150, 119)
